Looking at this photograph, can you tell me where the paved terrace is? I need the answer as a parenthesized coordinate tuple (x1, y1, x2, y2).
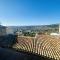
(13, 35, 60, 60)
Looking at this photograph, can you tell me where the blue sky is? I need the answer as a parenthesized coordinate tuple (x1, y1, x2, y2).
(0, 0, 60, 26)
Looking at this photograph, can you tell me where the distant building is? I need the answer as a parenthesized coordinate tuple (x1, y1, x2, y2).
(15, 31, 22, 36)
(50, 33, 60, 35)
(14, 29, 23, 36)
(50, 24, 60, 35)
(59, 24, 60, 34)
(0, 25, 6, 36)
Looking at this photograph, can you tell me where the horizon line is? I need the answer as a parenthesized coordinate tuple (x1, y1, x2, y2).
(2, 23, 59, 26)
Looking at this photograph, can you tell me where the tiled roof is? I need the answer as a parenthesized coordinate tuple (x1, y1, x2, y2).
(13, 35, 60, 60)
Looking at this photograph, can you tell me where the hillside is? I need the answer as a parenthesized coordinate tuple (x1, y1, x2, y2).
(6, 24, 59, 34)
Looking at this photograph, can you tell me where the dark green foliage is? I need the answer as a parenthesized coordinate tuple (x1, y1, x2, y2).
(23, 32, 36, 37)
